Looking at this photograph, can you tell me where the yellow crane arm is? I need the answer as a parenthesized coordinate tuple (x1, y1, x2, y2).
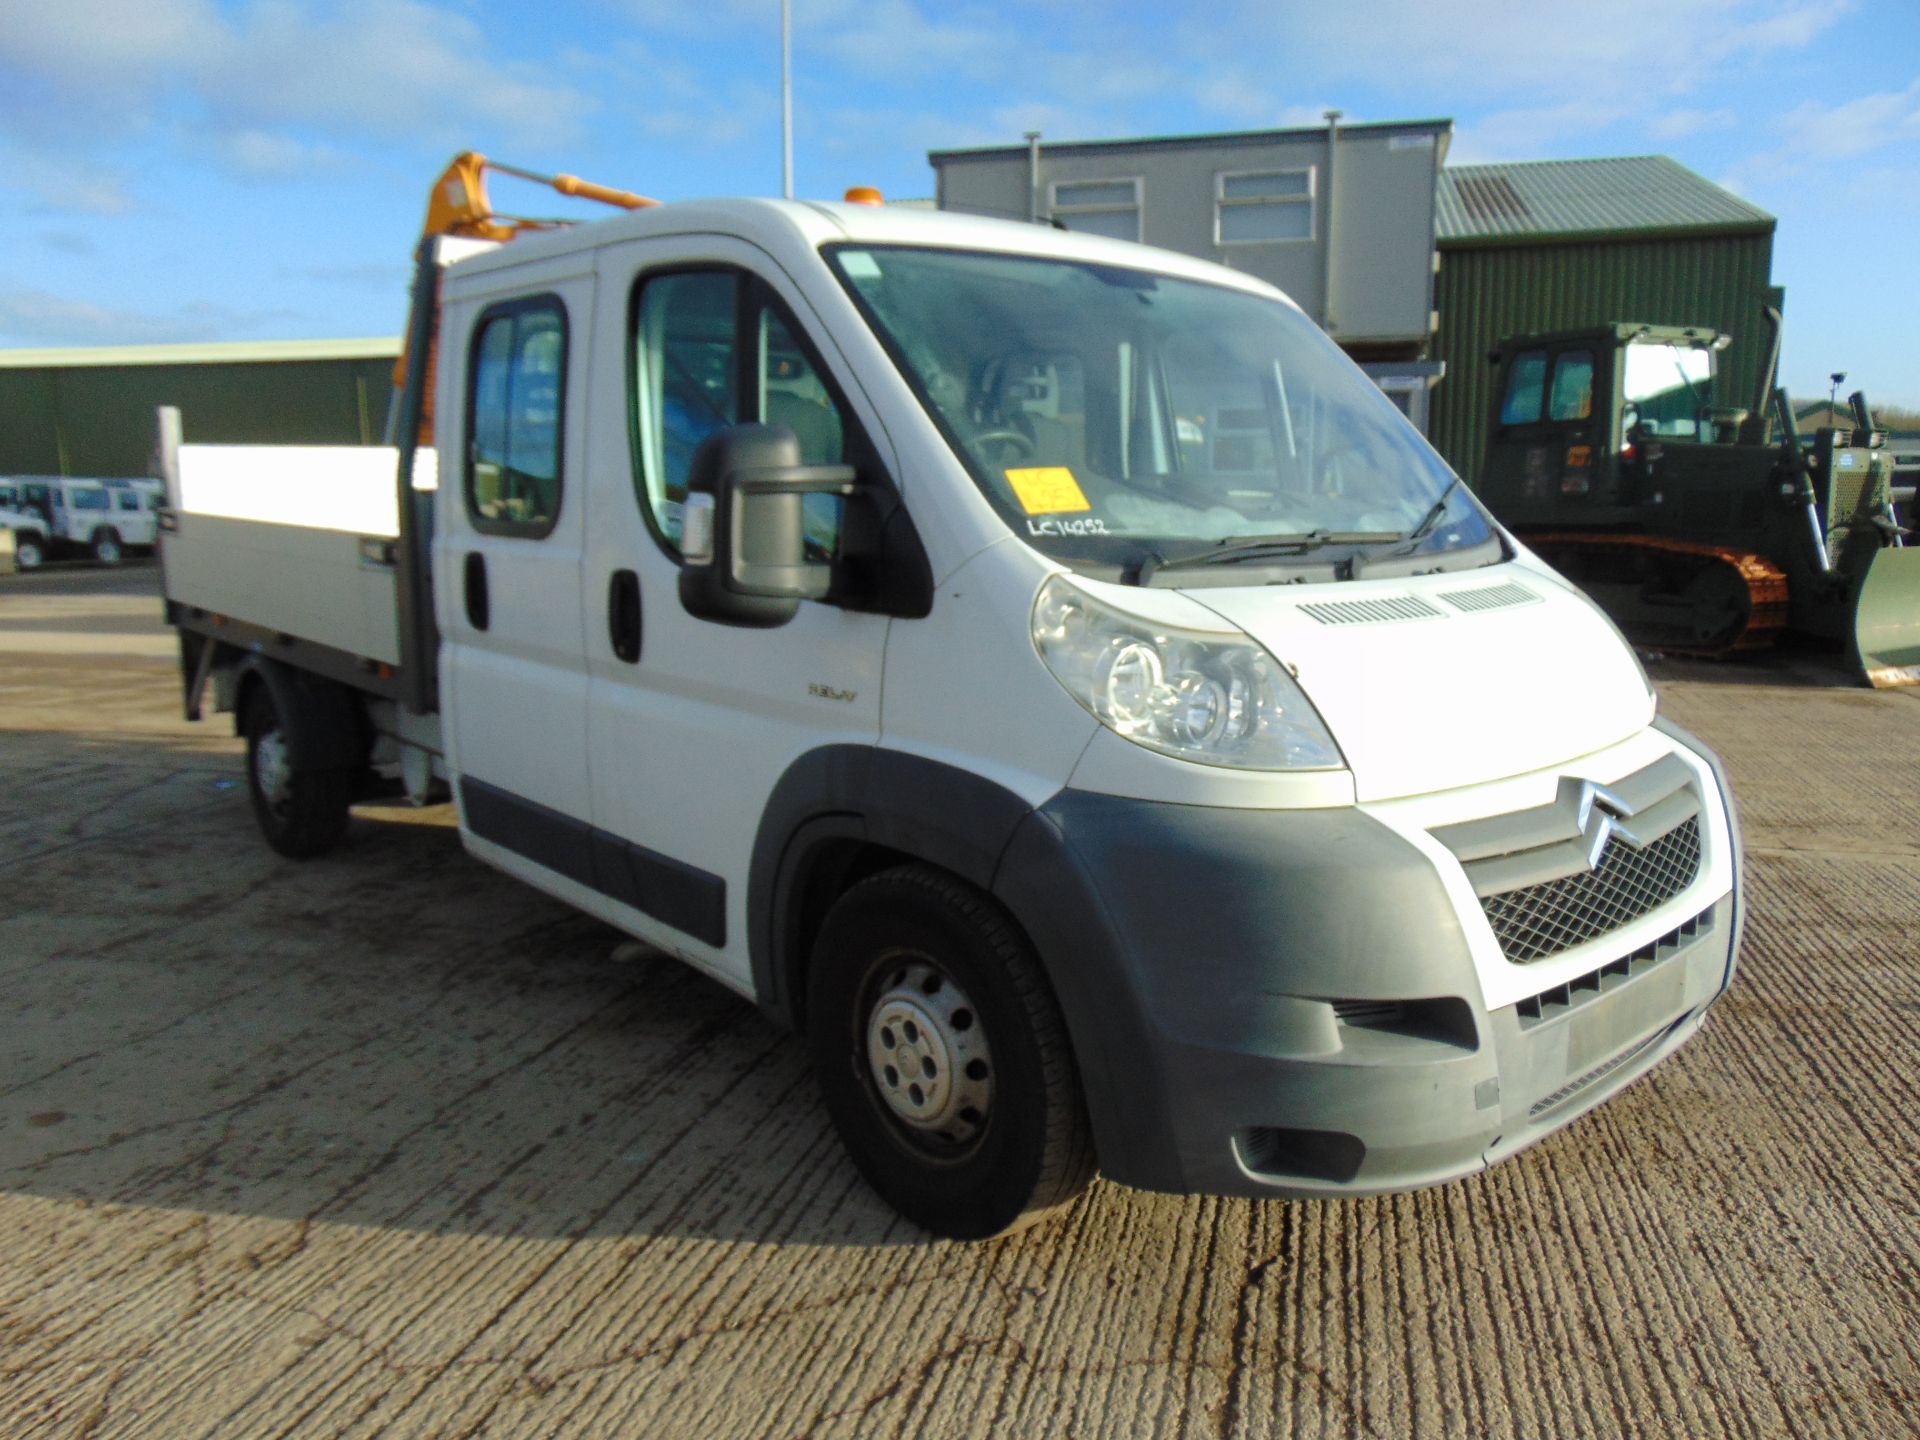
(419, 151, 656, 242)
(394, 152, 658, 427)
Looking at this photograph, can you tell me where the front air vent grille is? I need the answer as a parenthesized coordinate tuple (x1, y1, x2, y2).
(1515, 910, 1713, 1028)
(1527, 1026, 1670, 1119)
(1439, 582, 1542, 613)
(1484, 818, 1703, 964)
(1298, 595, 1445, 626)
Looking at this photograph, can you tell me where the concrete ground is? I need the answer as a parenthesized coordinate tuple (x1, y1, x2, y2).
(1, 562, 1916, 1439)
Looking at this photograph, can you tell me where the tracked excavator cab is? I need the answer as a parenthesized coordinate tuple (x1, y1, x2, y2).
(1477, 318, 1920, 686)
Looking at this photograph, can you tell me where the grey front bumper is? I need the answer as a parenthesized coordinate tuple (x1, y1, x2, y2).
(991, 773, 1740, 1200)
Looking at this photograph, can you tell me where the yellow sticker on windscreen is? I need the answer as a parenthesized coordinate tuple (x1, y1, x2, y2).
(1005, 466, 1091, 515)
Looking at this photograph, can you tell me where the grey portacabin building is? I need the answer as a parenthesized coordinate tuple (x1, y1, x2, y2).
(930, 120, 1454, 430)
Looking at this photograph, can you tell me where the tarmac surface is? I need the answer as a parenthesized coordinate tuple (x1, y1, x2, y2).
(2, 562, 1916, 1439)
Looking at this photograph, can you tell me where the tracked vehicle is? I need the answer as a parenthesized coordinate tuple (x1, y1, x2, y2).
(1477, 315, 1920, 686)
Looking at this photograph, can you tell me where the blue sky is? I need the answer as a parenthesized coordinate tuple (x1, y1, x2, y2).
(3, 0, 1917, 406)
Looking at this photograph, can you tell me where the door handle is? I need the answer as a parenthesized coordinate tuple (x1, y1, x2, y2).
(608, 568, 642, 663)
(464, 551, 490, 632)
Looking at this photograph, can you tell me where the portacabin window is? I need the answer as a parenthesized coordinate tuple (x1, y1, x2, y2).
(465, 295, 568, 536)
(1049, 178, 1143, 242)
(1215, 169, 1315, 245)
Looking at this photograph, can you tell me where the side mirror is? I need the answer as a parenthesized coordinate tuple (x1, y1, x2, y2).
(679, 423, 857, 628)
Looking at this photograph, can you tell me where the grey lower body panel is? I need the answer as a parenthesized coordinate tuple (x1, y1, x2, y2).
(993, 772, 1741, 1201)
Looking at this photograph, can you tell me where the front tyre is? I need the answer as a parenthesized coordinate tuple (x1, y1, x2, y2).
(90, 528, 123, 566)
(807, 864, 1095, 1239)
(243, 688, 351, 859)
(13, 531, 46, 570)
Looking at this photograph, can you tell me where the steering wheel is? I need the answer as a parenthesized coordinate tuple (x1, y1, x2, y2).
(972, 429, 1036, 461)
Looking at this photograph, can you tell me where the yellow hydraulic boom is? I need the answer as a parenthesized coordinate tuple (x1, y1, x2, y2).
(393, 152, 657, 441)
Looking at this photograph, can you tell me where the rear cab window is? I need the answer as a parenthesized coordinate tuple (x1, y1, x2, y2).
(466, 296, 568, 536)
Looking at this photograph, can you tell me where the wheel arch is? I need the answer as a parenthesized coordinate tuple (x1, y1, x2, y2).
(233, 656, 371, 771)
(748, 747, 1041, 1036)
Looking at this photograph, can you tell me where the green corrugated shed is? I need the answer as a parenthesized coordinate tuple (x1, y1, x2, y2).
(1429, 157, 1777, 482)
(0, 338, 400, 478)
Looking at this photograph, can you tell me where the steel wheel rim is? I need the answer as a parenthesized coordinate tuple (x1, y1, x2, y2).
(254, 729, 293, 814)
(863, 957, 993, 1151)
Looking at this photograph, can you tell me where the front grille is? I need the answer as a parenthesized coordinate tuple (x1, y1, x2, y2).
(1483, 817, 1702, 964)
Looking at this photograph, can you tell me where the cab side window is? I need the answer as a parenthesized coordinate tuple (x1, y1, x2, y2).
(1548, 351, 1595, 422)
(632, 272, 740, 548)
(632, 271, 853, 557)
(466, 297, 567, 535)
(1500, 350, 1547, 426)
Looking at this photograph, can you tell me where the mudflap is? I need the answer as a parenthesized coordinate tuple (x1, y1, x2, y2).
(1850, 547, 1920, 688)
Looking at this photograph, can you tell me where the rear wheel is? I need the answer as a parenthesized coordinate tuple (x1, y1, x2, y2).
(13, 531, 45, 570)
(243, 688, 352, 858)
(90, 528, 123, 566)
(807, 864, 1095, 1239)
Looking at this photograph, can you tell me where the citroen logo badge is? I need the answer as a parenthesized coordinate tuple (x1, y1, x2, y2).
(1572, 780, 1640, 869)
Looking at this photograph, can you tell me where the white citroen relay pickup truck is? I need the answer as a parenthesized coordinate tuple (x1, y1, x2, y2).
(159, 200, 1742, 1238)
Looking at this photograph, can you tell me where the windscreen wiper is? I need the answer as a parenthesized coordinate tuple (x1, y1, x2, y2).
(1392, 476, 1464, 550)
(1139, 529, 1403, 581)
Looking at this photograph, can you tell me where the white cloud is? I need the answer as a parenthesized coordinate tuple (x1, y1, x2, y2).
(1721, 77, 1920, 191)
(0, 288, 299, 346)
(1777, 77, 1920, 159)
(1450, 100, 1634, 165)
(0, 0, 597, 185)
(563, 40, 774, 152)
(0, 0, 224, 84)
(207, 0, 591, 150)
(1649, 107, 1741, 140)
(38, 231, 97, 256)
(0, 145, 136, 214)
(1219, 0, 1853, 99)
(218, 130, 350, 178)
(818, 107, 1000, 160)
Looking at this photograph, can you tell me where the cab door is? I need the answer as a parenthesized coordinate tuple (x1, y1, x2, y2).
(581, 235, 892, 991)
(1484, 343, 1598, 516)
(436, 265, 599, 883)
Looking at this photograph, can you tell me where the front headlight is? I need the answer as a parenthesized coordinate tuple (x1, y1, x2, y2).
(1031, 576, 1344, 771)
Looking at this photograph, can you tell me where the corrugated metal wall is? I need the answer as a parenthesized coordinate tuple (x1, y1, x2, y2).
(1429, 232, 1776, 483)
(0, 357, 395, 478)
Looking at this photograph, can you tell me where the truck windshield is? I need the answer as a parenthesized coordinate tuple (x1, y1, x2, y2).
(826, 244, 1491, 575)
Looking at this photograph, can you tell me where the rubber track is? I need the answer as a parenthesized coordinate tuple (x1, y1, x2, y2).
(1528, 532, 1791, 658)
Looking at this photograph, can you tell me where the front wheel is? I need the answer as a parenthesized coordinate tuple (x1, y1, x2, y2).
(807, 865, 1095, 1239)
(12, 531, 46, 570)
(243, 688, 352, 858)
(90, 527, 123, 566)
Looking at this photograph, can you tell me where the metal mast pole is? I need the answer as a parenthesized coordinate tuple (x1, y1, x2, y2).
(781, 0, 794, 199)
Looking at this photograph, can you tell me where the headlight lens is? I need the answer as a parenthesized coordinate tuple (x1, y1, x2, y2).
(1031, 576, 1344, 770)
